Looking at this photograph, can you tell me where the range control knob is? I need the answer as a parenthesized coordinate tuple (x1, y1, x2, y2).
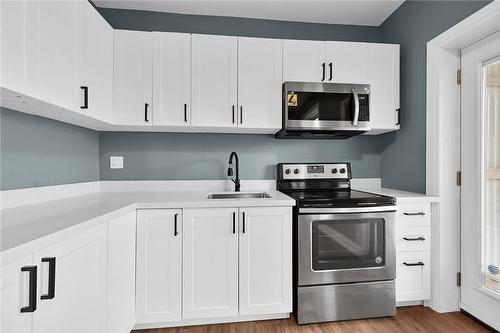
(331, 168, 338, 174)
(294, 169, 300, 174)
(285, 169, 291, 175)
(340, 168, 346, 174)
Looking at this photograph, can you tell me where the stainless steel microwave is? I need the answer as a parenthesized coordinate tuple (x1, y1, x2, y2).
(275, 82, 371, 139)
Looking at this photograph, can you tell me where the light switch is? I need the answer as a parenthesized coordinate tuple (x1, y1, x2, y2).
(110, 156, 124, 169)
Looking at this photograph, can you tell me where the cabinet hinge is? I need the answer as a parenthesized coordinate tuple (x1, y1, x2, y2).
(456, 171, 462, 186)
(457, 69, 462, 85)
(457, 272, 462, 287)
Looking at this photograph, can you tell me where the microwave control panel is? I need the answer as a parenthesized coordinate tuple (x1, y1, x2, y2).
(358, 94, 370, 122)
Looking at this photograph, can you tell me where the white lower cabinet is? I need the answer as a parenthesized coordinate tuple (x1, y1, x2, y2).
(136, 209, 182, 324)
(396, 251, 431, 302)
(108, 211, 137, 333)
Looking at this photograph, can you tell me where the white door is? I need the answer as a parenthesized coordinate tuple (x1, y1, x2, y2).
(191, 34, 237, 128)
(136, 209, 182, 324)
(366, 43, 400, 134)
(326, 41, 368, 84)
(32, 224, 107, 333)
(237, 37, 282, 130)
(461, 31, 500, 331)
(239, 207, 292, 316)
(82, 0, 114, 123)
(38, 0, 84, 111)
(0, 0, 39, 97)
(153, 32, 191, 127)
(114, 30, 153, 125)
(183, 208, 238, 319)
(107, 212, 136, 333)
(1, 256, 34, 333)
(283, 40, 326, 82)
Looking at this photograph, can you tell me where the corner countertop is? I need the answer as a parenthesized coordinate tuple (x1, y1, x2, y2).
(354, 187, 440, 203)
(1, 190, 295, 259)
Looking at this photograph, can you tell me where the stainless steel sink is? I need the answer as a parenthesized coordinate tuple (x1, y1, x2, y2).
(206, 192, 272, 199)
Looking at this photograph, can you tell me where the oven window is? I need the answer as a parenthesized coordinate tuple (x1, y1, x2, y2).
(311, 218, 385, 270)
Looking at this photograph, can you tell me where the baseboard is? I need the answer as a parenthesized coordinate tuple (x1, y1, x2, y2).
(397, 300, 425, 307)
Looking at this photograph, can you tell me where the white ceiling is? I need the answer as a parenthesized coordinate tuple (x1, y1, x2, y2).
(93, 0, 405, 26)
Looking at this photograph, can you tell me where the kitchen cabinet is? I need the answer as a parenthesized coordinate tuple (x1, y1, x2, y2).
(108, 211, 136, 333)
(153, 32, 191, 127)
(114, 30, 153, 125)
(136, 209, 182, 324)
(283, 40, 326, 82)
(1, 255, 34, 333)
(237, 37, 282, 131)
(239, 207, 292, 315)
(396, 251, 431, 302)
(32, 224, 107, 333)
(326, 41, 368, 84)
(81, 0, 114, 123)
(366, 43, 400, 134)
(38, 0, 84, 111)
(191, 34, 238, 128)
(183, 208, 239, 319)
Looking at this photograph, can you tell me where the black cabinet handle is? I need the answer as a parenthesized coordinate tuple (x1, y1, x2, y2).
(240, 106, 243, 124)
(321, 63, 326, 81)
(80, 86, 88, 109)
(174, 213, 179, 236)
(144, 103, 149, 122)
(232, 212, 236, 234)
(403, 236, 426, 241)
(396, 108, 401, 126)
(403, 212, 425, 216)
(329, 62, 333, 81)
(232, 105, 235, 124)
(21, 266, 37, 313)
(41, 257, 56, 300)
(403, 261, 425, 267)
(242, 212, 246, 233)
(184, 104, 188, 123)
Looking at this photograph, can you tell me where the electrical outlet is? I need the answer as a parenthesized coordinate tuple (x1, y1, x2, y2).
(110, 156, 124, 169)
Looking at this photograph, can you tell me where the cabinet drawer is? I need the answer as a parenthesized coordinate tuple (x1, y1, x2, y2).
(396, 251, 431, 302)
(397, 203, 431, 227)
(396, 226, 431, 252)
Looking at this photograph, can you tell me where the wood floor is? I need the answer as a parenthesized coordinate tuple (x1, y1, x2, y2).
(134, 306, 492, 333)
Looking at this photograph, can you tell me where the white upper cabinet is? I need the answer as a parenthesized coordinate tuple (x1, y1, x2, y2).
(237, 37, 283, 131)
(183, 208, 239, 319)
(283, 40, 326, 82)
(82, 1, 114, 123)
(366, 43, 400, 134)
(114, 30, 153, 126)
(38, 0, 84, 111)
(0, 0, 39, 97)
(153, 32, 191, 127)
(191, 34, 238, 128)
(326, 41, 368, 84)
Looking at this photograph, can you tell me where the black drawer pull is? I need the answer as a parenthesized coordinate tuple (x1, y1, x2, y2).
(329, 62, 333, 81)
(396, 108, 401, 126)
(403, 261, 425, 267)
(403, 236, 425, 241)
(184, 104, 188, 122)
(321, 63, 326, 81)
(232, 212, 236, 234)
(80, 86, 88, 109)
(242, 212, 246, 233)
(232, 105, 235, 124)
(41, 257, 56, 300)
(403, 212, 425, 216)
(144, 103, 149, 122)
(174, 213, 179, 236)
(21, 266, 37, 313)
(240, 106, 243, 124)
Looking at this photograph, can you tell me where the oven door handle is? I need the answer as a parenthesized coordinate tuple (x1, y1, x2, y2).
(299, 206, 397, 214)
(351, 88, 359, 126)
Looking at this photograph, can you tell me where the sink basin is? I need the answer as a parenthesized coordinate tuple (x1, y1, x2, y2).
(206, 192, 272, 199)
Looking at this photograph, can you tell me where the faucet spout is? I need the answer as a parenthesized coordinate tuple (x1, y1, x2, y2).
(228, 152, 240, 192)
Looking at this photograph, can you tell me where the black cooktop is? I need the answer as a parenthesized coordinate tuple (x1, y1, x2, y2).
(282, 189, 396, 208)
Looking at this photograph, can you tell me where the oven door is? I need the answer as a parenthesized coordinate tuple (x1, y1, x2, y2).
(298, 206, 396, 286)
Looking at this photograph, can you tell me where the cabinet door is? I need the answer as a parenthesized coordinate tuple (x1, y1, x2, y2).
(191, 34, 237, 128)
(82, 1, 114, 123)
(183, 208, 238, 319)
(136, 209, 182, 324)
(239, 207, 292, 316)
(238, 37, 282, 130)
(108, 212, 136, 333)
(1, 256, 34, 333)
(153, 32, 191, 126)
(326, 41, 368, 84)
(367, 43, 400, 133)
(114, 30, 153, 125)
(39, 0, 84, 111)
(283, 40, 326, 82)
(396, 251, 431, 302)
(0, 0, 39, 97)
(32, 224, 107, 333)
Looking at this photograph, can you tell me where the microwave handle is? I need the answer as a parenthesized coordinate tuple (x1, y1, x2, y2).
(351, 89, 360, 126)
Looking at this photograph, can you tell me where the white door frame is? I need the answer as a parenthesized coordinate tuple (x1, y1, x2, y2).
(426, 1, 500, 314)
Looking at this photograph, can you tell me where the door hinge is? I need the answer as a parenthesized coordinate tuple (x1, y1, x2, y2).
(457, 69, 462, 85)
(456, 171, 462, 186)
(457, 272, 462, 287)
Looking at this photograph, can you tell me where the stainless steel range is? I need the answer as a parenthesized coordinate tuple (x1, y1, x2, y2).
(277, 162, 397, 324)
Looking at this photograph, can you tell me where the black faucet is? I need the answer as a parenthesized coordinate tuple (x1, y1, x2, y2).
(227, 152, 240, 192)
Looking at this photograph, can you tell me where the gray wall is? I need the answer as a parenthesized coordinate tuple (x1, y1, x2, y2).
(378, 0, 491, 193)
(0, 108, 99, 190)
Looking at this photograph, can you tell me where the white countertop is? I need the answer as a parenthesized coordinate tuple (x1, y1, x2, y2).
(354, 187, 440, 203)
